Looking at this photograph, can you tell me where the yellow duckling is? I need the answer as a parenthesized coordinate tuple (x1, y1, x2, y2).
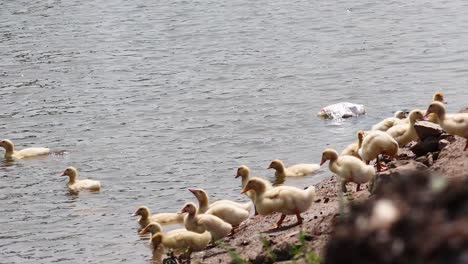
(150, 229, 211, 255)
(371, 111, 407, 131)
(188, 189, 250, 227)
(425, 101, 468, 151)
(139, 222, 186, 236)
(320, 149, 375, 192)
(267, 159, 320, 177)
(179, 202, 232, 241)
(358, 130, 399, 172)
(132, 206, 184, 229)
(0, 139, 50, 160)
(386, 110, 424, 147)
(235, 165, 256, 201)
(341, 130, 366, 159)
(241, 177, 316, 230)
(235, 165, 265, 215)
(61, 167, 101, 193)
(426, 91, 446, 123)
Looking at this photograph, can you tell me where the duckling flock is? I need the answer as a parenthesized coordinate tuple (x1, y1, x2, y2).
(1, 91, 467, 260)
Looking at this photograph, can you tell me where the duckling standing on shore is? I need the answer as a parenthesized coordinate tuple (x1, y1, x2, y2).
(241, 177, 316, 230)
(320, 149, 375, 192)
(425, 91, 446, 123)
(188, 188, 250, 229)
(341, 130, 366, 159)
(425, 101, 468, 151)
(386, 110, 424, 147)
(358, 130, 399, 172)
(179, 202, 232, 241)
(235, 165, 264, 215)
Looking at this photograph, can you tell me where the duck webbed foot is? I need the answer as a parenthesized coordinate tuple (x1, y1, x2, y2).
(268, 214, 286, 230)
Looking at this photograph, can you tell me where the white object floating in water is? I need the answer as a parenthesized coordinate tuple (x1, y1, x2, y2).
(318, 102, 366, 119)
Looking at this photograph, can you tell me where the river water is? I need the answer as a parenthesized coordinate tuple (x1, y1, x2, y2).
(1, 0, 467, 263)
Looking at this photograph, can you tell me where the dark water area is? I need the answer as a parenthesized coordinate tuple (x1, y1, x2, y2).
(1, 0, 467, 263)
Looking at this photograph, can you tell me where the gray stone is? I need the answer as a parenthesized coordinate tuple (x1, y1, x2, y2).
(415, 154, 434, 167)
(414, 121, 444, 141)
(438, 139, 450, 150)
(439, 133, 456, 142)
(372, 160, 428, 194)
(410, 136, 439, 157)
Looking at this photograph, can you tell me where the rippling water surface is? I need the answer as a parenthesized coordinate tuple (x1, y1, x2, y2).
(1, 0, 467, 263)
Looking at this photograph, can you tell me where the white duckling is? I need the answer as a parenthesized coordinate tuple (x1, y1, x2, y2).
(371, 111, 407, 131)
(150, 229, 211, 255)
(132, 206, 185, 229)
(268, 159, 320, 177)
(358, 130, 399, 172)
(235, 165, 255, 201)
(179, 202, 232, 241)
(0, 139, 50, 160)
(241, 177, 316, 230)
(188, 188, 252, 214)
(341, 130, 366, 159)
(61, 167, 101, 192)
(189, 189, 250, 228)
(386, 110, 424, 147)
(425, 101, 468, 151)
(320, 149, 375, 192)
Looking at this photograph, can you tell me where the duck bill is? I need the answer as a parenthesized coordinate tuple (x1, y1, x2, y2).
(241, 186, 251, 194)
(188, 188, 196, 194)
(60, 172, 66, 176)
(177, 207, 186, 214)
(139, 228, 148, 235)
(235, 174, 240, 178)
(320, 159, 326, 166)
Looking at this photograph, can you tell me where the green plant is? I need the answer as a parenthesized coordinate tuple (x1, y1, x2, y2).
(227, 248, 248, 264)
(290, 231, 321, 264)
(218, 241, 248, 264)
(260, 235, 277, 262)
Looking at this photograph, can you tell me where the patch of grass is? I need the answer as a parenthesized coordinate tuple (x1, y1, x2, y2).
(227, 248, 249, 264)
(218, 242, 248, 264)
(290, 231, 321, 264)
(225, 232, 321, 264)
(260, 235, 277, 263)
